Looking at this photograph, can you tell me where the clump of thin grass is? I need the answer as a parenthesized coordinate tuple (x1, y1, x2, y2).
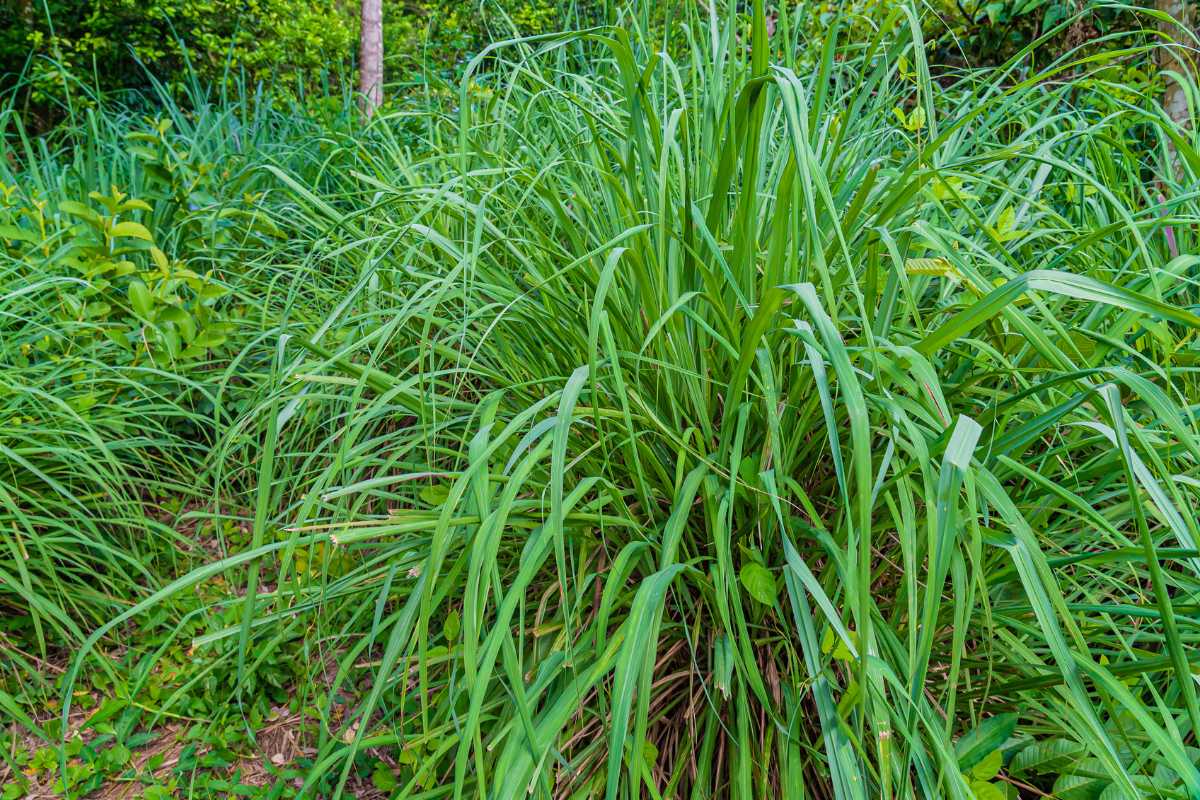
(17, 1, 1200, 798)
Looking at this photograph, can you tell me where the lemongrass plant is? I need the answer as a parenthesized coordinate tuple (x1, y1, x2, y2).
(45, 0, 1200, 797)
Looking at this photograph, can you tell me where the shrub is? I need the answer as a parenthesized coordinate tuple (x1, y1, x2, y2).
(1, 0, 590, 121)
(1, 0, 355, 112)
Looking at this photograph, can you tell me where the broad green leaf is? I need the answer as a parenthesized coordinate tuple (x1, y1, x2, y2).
(111, 221, 154, 241)
(128, 280, 153, 318)
(739, 562, 776, 606)
(59, 200, 99, 221)
(371, 763, 399, 792)
(190, 329, 226, 349)
(150, 246, 169, 270)
(968, 780, 1007, 800)
(905, 105, 926, 132)
(1052, 759, 1110, 800)
(0, 224, 38, 243)
(955, 714, 1017, 772)
(971, 749, 1003, 781)
(444, 610, 461, 642)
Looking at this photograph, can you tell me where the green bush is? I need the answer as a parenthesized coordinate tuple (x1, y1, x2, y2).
(385, 0, 577, 81)
(1, 0, 355, 110)
(2, 0, 1159, 124)
(793, 0, 1156, 69)
(0, 81, 357, 649)
(1, 0, 590, 120)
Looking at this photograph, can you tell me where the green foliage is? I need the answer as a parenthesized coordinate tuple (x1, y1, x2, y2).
(0, 76, 356, 671)
(0, 0, 1165, 125)
(798, 0, 1157, 68)
(0, 110, 282, 386)
(3, 0, 355, 106)
(384, 0, 576, 81)
(2, 0, 590, 123)
(3, 1, 1200, 799)
(3, 182, 234, 370)
(931, 0, 1156, 65)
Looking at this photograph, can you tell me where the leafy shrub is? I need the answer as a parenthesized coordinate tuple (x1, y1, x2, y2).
(1, 0, 355, 108)
(385, 0, 576, 81)
(0, 118, 271, 373)
(0, 82, 348, 658)
(2, 0, 590, 122)
(796, 0, 1156, 68)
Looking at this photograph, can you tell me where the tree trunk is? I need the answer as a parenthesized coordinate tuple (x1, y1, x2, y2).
(1159, 1, 1194, 123)
(359, 0, 383, 118)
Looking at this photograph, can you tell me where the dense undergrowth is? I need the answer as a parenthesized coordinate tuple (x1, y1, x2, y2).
(3, 1, 1200, 798)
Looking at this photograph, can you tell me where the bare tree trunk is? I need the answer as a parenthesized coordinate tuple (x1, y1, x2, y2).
(359, 0, 383, 118)
(1159, 0, 1194, 122)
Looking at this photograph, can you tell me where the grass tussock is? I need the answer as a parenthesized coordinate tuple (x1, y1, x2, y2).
(4, 1, 1200, 798)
